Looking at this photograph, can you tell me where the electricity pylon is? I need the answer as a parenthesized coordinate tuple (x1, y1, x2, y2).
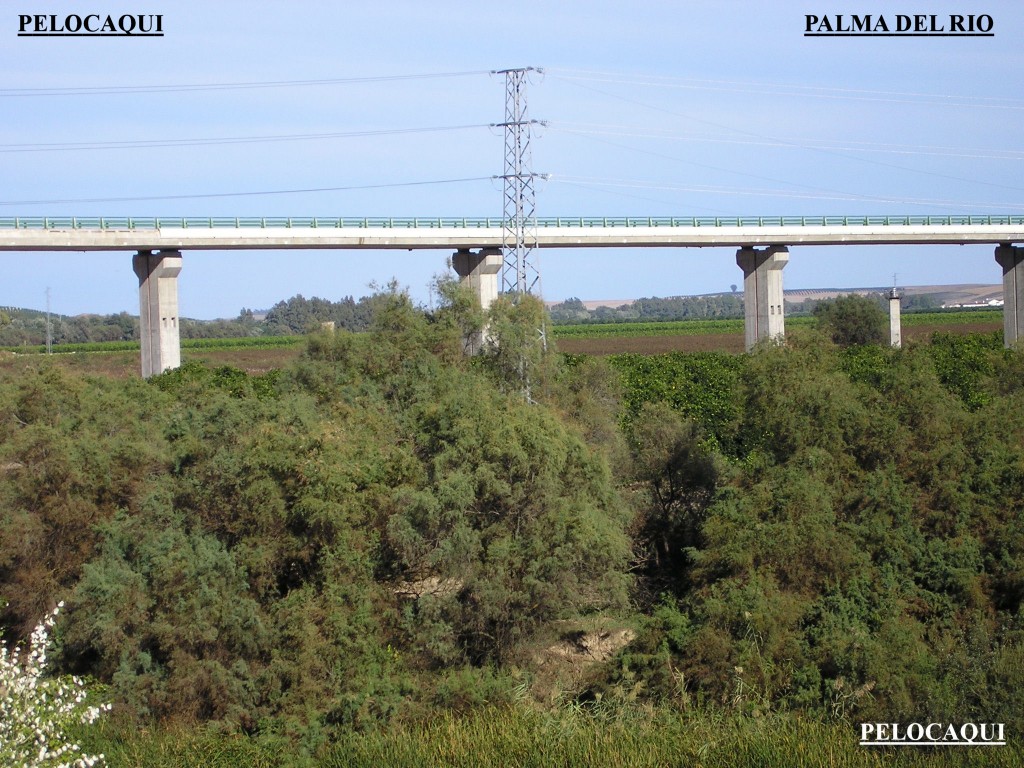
(493, 67, 545, 297)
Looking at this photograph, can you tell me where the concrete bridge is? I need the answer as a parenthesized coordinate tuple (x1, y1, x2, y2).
(2, 215, 1023, 376)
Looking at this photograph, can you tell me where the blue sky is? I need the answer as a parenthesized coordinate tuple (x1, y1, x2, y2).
(3, 0, 1023, 318)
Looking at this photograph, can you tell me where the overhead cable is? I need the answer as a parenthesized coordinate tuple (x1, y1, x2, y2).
(0, 70, 490, 97)
(0, 124, 490, 153)
(0, 177, 493, 206)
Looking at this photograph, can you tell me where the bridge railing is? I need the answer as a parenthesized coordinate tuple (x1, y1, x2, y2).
(1, 215, 1023, 230)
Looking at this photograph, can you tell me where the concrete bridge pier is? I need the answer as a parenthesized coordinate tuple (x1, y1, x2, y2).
(996, 244, 1024, 347)
(889, 288, 902, 348)
(736, 245, 789, 351)
(452, 247, 502, 353)
(133, 249, 182, 378)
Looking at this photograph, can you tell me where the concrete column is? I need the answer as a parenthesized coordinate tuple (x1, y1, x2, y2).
(736, 246, 788, 351)
(889, 289, 902, 348)
(452, 247, 502, 353)
(133, 249, 182, 378)
(995, 244, 1024, 348)
(452, 248, 502, 310)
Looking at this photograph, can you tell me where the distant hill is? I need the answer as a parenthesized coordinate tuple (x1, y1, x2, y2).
(783, 283, 1002, 307)
(556, 284, 1002, 311)
(561, 284, 999, 309)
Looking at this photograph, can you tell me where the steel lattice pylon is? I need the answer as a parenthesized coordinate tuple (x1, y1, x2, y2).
(494, 67, 543, 296)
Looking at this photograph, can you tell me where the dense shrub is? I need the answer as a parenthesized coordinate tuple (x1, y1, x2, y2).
(813, 294, 887, 346)
(2, 290, 1023, 747)
(612, 339, 1024, 731)
(0, 290, 632, 744)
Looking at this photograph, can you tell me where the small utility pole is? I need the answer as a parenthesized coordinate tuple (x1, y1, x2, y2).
(889, 274, 902, 348)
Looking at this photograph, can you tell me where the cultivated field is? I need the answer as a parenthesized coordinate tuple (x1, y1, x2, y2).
(555, 318, 1001, 356)
(0, 311, 1003, 375)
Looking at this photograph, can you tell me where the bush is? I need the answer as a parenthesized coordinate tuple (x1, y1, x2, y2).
(0, 603, 110, 767)
(813, 295, 887, 346)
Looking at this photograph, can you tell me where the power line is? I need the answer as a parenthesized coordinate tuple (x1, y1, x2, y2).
(0, 124, 491, 153)
(553, 175, 1024, 211)
(553, 122, 1024, 162)
(549, 68, 1024, 111)
(553, 129, 872, 203)
(551, 79, 1024, 195)
(0, 176, 493, 206)
(0, 70, 491, 97)
(552, 126, 1024, 207)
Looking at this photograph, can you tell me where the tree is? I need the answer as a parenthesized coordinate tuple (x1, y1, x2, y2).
(813, 294, 887, 346)
(629, 403, 720, 593)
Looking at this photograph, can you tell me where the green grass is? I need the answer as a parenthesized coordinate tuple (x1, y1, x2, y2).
(551, 310, 1002, 340)
(0, 335, 304, 355)
(75, 706, 1022, 768)
(552, 319, 751, 339)
(901, 309, 1002, 326)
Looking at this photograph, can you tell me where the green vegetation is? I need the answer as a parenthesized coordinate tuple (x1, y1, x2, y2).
(547, 290, 956, 326)
(902, 309, 1002, 326)
(0, 293, 389, 348)
(1, 307, 1001, 355)
(553, 310, 998, 341)
(813, 294, 888, 346)
(1, 284, 1022, 764)
(549, 293, 745, 324)
(0, 335, 304, 355)
(554, 318, 749, 339)
(72, 706, 1024, 767)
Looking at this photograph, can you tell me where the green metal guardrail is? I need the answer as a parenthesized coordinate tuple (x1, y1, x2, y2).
(1, 215, 1023, 230)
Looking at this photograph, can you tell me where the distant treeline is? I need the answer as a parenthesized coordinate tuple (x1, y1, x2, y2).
(0, 293, 387, 347)
(0, 290, 950, 347)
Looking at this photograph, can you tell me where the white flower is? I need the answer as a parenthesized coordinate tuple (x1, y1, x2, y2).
(0, 606, 109, 768)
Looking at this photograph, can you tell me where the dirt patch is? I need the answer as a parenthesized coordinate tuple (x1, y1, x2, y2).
(393, 576, 462, 600)
(0, 346, 303, 379)
(529, 625, 636, 702)
(545, 628, 636, 664)
(0, 350, 140, 378)
(186, 346, 302, 373)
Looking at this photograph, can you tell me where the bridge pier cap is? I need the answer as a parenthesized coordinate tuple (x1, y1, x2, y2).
(451, 247, 502, 312)
(133, 249, 182, 378)
(737, 246, 789, 352)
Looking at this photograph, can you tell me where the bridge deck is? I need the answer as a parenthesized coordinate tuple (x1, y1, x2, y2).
(1, 215, 1022, 251)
